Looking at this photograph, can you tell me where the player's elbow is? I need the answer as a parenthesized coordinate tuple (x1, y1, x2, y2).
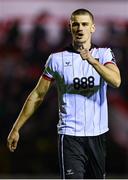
(116, 79, 121, 88)
(113, 76, 121, 88)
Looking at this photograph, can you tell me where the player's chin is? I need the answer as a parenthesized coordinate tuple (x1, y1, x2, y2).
(75, 38, 86, 44)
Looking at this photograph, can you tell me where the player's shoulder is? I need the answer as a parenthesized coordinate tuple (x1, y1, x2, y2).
(91, 44, 111, 51)
(47, 47, 70, 65)
(91, 44, 113, 56)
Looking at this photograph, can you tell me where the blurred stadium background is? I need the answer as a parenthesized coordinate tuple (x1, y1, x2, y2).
(0, 0, 128, 178)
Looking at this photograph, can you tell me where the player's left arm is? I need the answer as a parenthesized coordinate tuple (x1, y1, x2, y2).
(93, 62, 121, 88)
(80, 49, 121, 88)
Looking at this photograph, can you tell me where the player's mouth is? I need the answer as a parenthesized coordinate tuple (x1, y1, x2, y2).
(76, 33, 84, 39)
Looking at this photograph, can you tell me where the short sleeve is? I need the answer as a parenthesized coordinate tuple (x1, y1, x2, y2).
(102, 48, 116, 65)
(43, 54, 55, 81)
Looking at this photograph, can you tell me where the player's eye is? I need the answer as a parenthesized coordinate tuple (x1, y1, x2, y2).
(82, 22, 89, 26)
(72, 22, 79, 27)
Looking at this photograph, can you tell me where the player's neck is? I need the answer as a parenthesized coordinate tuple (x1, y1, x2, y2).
(72, 41, 91, 52)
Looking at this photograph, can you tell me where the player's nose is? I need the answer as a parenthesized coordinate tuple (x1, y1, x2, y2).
(77, 24, 83, 30)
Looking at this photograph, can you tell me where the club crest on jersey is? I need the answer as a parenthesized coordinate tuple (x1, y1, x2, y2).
(64, 61, 72, 67)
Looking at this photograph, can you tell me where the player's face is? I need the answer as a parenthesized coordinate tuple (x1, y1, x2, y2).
(70, 14, 95, 44)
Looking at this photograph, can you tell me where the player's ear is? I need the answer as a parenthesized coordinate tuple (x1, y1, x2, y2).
(91, 24, 96, 33)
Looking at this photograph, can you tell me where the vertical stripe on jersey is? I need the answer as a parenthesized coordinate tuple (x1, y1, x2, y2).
(92, 65, 95, 136)
(62, 52, 66, 135)
(83, 62, 91, 136)
(82, 62, 87, 136)
(72, 52, 77, 136)
(99, 78, 103, 134)
(84, 99, 86, 136)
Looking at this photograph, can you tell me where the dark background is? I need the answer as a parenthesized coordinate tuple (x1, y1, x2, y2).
(0, 0, 128, 178)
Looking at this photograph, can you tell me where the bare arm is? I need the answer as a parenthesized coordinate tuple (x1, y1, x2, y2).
(91, 60, 121, 88)
(7, 76, 52, 152)
(80, 49, 121, 88)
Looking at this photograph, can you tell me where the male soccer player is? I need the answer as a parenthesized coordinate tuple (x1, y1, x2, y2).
(7, 9, 121, 179)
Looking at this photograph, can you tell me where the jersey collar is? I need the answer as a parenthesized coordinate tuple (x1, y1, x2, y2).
(66, 44, 98, 54)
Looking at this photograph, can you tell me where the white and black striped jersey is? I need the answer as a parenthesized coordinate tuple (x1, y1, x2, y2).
(43, 45, 116, 136)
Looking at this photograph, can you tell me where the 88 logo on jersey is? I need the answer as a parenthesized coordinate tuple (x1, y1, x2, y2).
(73, 76, 95, 90)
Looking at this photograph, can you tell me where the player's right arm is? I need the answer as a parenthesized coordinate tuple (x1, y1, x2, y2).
(7, 76, 52, 152)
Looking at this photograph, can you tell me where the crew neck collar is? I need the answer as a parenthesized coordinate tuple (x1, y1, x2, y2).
(66, 44, 97, 53)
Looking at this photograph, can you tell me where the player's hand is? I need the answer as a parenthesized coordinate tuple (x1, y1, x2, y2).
(80, 47, 94, 64)
(7, 129, 19, 152)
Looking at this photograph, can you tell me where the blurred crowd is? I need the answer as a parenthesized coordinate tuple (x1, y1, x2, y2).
(0, 11, 128, 178)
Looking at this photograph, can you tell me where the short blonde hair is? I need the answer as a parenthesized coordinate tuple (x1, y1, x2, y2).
(71, 9, 94, 23)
